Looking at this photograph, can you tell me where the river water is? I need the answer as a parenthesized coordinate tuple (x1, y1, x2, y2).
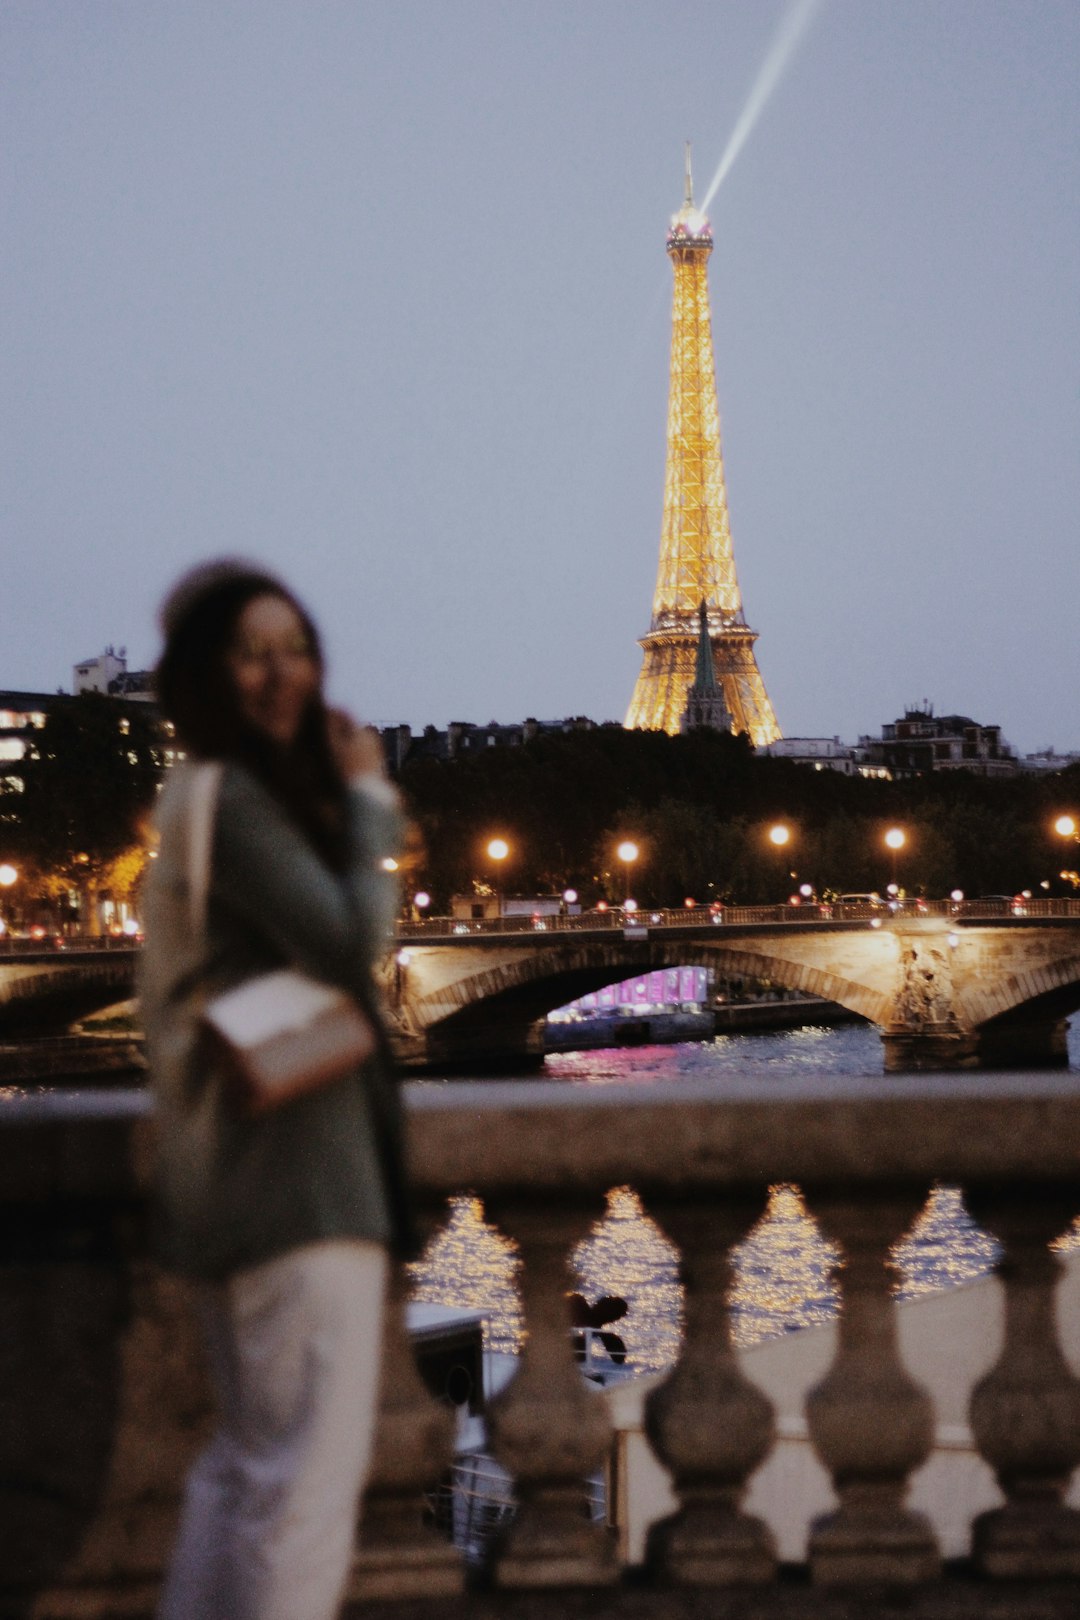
(409, 1019, 1080, 1373)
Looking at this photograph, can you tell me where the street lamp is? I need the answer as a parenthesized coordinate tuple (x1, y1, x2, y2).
(487, 837, 510, 916)
(0, 863, 17, 935)
(1053, 815, 1079, 892)
(767, 824, 792, 900)
(884, 827, 906, 890)
(616, 840, 639, 904)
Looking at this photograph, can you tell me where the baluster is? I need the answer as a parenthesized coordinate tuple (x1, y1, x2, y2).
(484, 1193, 617, 1588)
(350, 1210, 463, 1601)
(966, 1186, 1080, 1577)
(643, 1190, 776, 1584)
(804, 1187, 939, 1585)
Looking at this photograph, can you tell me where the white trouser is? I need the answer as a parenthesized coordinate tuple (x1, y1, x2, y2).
(158, 1239, 388, 1620)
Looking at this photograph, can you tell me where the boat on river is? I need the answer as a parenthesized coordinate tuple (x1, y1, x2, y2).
(407, 1303, 630, 1564)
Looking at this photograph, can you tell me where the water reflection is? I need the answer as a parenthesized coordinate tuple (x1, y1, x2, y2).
(409, 1196, 522, 1357)
(573, 1188, 682, 1373)
(409, 1020, 1080, 1373)
(409, 1180, 1003, 1376)
(893, 1186, 998, 1299)
(731, 1185, 838, 1351)
(544, 1021, 880, 1087)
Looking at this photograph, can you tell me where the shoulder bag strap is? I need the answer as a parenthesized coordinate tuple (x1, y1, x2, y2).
(185, 761, 224, 942)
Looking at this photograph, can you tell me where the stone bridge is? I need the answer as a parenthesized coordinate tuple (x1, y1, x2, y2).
(0, 946, 137, 1035)
(385, 903, 1080, 1072)
(5, 903, 1080, 1073)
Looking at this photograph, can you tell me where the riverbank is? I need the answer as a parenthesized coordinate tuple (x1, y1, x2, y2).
(0, 1033, 145, 1085)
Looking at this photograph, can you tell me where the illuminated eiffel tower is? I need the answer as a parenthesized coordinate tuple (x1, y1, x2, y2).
(625, 150, 781, 744)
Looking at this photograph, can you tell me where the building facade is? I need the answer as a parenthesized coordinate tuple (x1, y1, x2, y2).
(857, 704, 1017, 778)
(73, 648, 153, 700)
(379, 715, 615, 772)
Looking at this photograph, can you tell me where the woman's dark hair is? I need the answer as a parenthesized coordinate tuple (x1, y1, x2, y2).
(155, 563, 350, 870)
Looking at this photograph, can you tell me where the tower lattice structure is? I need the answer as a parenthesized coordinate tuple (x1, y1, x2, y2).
(625, 154, 781, 744)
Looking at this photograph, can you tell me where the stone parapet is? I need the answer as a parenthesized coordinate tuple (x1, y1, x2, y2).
(341, 1580, 1080, 1620)
(4, 1074, 1080, 1616)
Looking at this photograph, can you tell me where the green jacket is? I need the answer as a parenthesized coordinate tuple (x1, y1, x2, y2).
(140, 760, 409, 1279)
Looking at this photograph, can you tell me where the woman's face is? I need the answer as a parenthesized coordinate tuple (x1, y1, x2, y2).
(225, 593, 320, 748)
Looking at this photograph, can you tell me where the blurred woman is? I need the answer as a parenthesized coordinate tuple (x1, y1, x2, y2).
(140, 559, 412, 1620)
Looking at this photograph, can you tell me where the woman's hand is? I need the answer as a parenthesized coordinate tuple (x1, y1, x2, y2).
(326, 709, 387, 783)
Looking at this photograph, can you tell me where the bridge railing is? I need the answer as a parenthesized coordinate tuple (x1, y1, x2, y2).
(395, 895, 1080, 939)
(6, 1074, 1080, 1614)
(2, 899, 1076, 958)
(0, 933, 138, 956)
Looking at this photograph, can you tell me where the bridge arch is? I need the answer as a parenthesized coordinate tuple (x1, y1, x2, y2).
(395, 916, 1080, 1070)
(975, 952, 1080, 1030)
(0, 956, 137, 1034)
(408, 937, 889, 1040)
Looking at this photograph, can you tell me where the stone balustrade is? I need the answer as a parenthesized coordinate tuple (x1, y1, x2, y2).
(5, 1072, 1080, 1618)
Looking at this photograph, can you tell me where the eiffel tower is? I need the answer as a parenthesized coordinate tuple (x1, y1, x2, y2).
(625, 149, 781, 744)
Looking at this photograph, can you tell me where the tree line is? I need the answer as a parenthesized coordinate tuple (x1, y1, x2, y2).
(396, 726, 1080, 910)
(0, 695, 163, 930)
(1, 704, 1076, 927)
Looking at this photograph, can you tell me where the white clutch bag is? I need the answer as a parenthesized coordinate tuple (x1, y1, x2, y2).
(187, 764, 375, 1117)
(203, 968, 376, 1117)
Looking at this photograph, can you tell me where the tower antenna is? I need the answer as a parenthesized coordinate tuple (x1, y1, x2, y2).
(684, 140, 694, 207)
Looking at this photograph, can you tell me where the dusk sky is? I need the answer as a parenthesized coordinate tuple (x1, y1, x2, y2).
(3, 2, 1078, 753)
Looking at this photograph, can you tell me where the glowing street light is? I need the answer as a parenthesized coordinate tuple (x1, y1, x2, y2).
(1053, 815, 1080, 893)
(486, 837, 510, 916)
(0, 863, 18, 937)
(884, 826, 906, 889)
(766, 824, 792, 901)
(616, 840, 639, 903)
